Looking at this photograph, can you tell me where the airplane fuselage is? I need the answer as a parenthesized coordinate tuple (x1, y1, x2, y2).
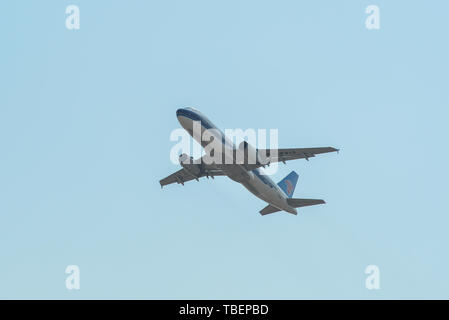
(176, 107, 297, 214)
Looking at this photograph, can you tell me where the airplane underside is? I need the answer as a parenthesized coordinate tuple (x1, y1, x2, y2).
(159, 107, 338, 215)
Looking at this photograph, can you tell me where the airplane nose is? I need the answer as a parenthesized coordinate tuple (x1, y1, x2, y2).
(176, 108, 184, 117)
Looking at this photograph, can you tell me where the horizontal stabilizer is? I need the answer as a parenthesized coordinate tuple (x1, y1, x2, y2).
(259, 204, 281, 215)
(286, 198, 325, 208)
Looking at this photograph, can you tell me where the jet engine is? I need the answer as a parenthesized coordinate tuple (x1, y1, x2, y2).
(179, 153, 203, 178)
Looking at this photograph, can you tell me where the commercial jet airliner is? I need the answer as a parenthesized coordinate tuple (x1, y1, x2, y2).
(160, 107, 338, 215)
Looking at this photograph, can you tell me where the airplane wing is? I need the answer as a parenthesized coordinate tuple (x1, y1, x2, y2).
(257, 147, 339, 164)
(159, 167, 225, 187)
(160, 147, 338, 186)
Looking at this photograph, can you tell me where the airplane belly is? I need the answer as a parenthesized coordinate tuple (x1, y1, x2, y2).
(242, 173, 293, 212)
(242, 173, 274, 204)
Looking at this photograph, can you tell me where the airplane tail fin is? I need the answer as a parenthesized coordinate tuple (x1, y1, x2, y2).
(277, 171, 299, 198)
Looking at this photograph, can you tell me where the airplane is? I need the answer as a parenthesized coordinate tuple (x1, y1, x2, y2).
(160, 107, 338, 215)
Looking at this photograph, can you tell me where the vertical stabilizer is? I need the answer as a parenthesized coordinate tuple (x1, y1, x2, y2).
(277, 171, 299, 198)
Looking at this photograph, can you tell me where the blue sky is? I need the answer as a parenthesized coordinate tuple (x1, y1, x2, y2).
(1, 0, 448, 299)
